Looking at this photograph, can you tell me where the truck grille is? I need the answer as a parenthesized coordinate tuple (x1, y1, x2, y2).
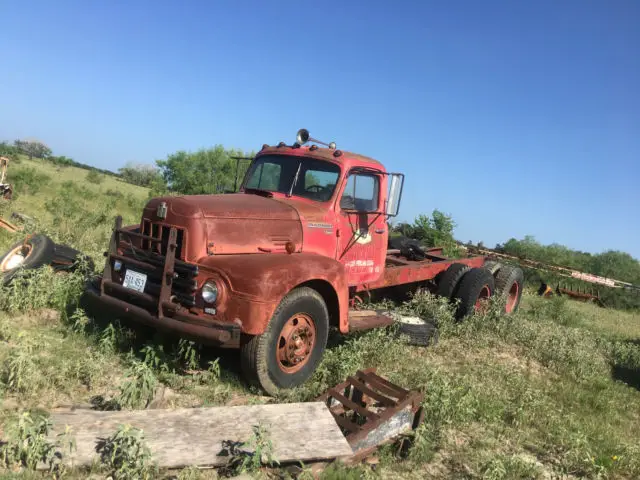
(141, 219, 185, 260)
(110, 246, 198, 308)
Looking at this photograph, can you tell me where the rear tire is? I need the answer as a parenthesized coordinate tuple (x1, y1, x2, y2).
(436, 263, 471, 300)
(483, 260, 502, 275)
(454, 267, 495, 320)
(494, 265, 524, 313)
(240, 287, 329, 396)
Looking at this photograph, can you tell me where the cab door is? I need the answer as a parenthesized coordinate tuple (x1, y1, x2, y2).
(336, 170, 388, 286)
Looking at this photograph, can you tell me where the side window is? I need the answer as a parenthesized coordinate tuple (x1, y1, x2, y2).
(340, 173, 380, 211)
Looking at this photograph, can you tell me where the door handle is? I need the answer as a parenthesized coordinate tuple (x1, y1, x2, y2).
(375, 229, 385, 234)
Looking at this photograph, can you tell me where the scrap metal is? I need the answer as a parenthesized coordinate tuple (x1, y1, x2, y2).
(316, 368, 424, 462)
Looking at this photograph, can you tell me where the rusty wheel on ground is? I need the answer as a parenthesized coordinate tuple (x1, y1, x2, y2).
(494, 265, 524, 314)
(453, 267, 495, 320)
(240, 286, 329, 396)
(0, 234, 55, 285)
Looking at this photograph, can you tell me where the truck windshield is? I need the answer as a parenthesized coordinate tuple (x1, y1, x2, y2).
(243, 155, 341, 202)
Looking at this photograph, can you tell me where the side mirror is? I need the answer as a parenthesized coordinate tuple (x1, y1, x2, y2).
(386, 173, 404, 217)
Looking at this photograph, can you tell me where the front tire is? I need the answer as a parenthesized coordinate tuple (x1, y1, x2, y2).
(240, 287, 329, 396)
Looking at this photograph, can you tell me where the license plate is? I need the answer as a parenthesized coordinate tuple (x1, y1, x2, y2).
(122, 269, 147, 293)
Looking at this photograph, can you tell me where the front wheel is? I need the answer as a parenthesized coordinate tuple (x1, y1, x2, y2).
(240, 287, 329, 396)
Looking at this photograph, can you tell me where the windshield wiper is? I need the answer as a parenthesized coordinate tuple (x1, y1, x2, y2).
(244, 187, 274, 198)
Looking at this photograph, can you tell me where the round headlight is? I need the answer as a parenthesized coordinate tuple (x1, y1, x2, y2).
(201, 281, 219, 304)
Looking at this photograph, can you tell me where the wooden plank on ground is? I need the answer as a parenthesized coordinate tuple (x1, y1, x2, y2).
(44, 402, 353, 469)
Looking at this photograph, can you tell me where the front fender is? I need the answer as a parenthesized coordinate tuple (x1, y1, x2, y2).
(197, 253, 349, 335)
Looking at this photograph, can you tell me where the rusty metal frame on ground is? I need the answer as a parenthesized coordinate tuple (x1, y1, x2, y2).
(316, 368, 424, 462)
(0, 217, 22, 233)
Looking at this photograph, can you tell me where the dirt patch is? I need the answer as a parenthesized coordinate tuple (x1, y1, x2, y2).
(8, 308, 61, 328)
(492, 347, 555, 379)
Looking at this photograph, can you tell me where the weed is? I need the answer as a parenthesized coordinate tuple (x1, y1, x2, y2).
(176, 339, 200, 371)
(95, 321, 134, 355)
(0, 411, 75, 476)
(96, 423, 157, 480)
(69, 307, 90, 334)
(2, 340, 41, 395)
(201, 358, 221, 383)
(223, 423, 279, 477)
(98, 323, 118, 354)
(115, 360, 158, 409)
(141, 343, 170, 373)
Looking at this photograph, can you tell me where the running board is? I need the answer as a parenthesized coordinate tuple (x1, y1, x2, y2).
(348, 309, 394, 332)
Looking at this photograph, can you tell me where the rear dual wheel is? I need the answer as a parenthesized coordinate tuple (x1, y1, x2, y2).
(494, 265, 524, 313)
(454, 267, 495, 319)
(438, 262, 524, 320)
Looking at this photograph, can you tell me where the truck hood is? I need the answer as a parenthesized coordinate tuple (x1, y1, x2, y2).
(143, 194, 303, 257)
(146, 193, 300, 220)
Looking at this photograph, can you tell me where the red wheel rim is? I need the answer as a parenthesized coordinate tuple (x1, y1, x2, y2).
(505, 281, 520, 313)
(276, 313, 316, 374)
(474, 285, 491, 313)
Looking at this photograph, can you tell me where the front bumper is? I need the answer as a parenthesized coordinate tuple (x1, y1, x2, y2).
(84, 278, 241, 347)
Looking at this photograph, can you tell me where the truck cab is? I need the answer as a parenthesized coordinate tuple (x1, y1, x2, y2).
(238, 140, 403, 286)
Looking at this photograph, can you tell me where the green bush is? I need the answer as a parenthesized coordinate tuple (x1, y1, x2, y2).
(8, 167, 51, 194)
(86, 169, 104, 184)
(0, 412, 75, 474)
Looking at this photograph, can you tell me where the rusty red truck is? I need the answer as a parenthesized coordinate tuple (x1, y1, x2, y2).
(85, 129, 524, 395)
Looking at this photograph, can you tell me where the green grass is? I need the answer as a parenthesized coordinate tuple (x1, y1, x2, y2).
(0, 158, 639, 479)
(0, 156, 148, 259)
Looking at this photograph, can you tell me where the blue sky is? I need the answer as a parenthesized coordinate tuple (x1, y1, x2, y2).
(1, 0, 638, 258)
